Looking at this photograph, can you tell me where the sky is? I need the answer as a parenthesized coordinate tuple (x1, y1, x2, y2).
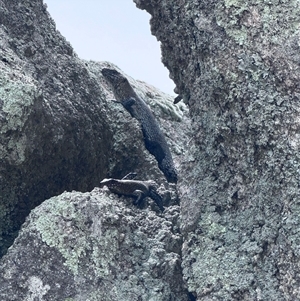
(45, 0, 175, 95)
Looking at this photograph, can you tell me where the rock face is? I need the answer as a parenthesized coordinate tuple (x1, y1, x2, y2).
(0, 0, 112, 255)
(0, 0, 189, 259)
(134, 0, 300, 300)
(0, 189, 189, 301)
(0, 0, 192, 299)
(3, 0, 300, 299)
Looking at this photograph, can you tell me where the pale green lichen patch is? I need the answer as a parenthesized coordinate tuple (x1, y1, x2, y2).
(199, 212, 227, 238)
(90, 227, 120, 277)
(227, 29, 248, 46)
(150, 94, 187, 122)
(34, 191, 120, 276)
(216, 0, 300, 46)
(224, 0, 245, 9)
(34, 193, 85, 275)
(0, 72, 37, 164)
(132, 78, 188, 122)
(0, 73, 37, 133)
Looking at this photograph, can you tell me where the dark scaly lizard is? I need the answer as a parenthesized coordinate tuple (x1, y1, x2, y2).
(99, 176, 164, 211)
(101, 68, 177, 183)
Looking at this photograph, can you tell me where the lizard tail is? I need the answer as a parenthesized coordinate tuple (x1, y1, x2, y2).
(148, 188, 164, 211)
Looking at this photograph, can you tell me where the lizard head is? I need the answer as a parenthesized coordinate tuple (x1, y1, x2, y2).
(102, 68, 135, 100)
(99, 178, 114, 188)
(102, 68, 123, 84)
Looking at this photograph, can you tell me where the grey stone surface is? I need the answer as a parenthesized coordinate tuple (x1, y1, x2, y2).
(0, 0, 192, 299)
(0, 189, 189, 301)
(0, 0, 190, 258)
(134, 0, 300, 299)
(5, 0, 300, 299)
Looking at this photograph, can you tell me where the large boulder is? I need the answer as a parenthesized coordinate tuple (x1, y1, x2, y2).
(0, 189, 190, 300)
(0, 0, 189, 258)
(135, 0, 300, 299)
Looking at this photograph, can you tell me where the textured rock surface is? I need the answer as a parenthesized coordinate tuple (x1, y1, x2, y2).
(0, 0, 192, 298)
(134, 0, 300, 300)
(0, 189, 189, 301)
(5, 0, 300, 299)
(0, 0, 189, 257)
(0, 0, 111, 255)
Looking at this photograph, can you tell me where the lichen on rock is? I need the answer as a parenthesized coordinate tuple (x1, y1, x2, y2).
(135, 0, 300, 299)
(0, 189, 189, 301)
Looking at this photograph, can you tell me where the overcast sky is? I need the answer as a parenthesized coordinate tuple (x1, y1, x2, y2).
(45, 0, 175, 95)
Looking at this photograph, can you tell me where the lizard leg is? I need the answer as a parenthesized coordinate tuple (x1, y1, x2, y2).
(132, 190, 146, 206)
(149, 189, 164, 211)
(122, 97, 136, 110)
(121, 172, 137, 180)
